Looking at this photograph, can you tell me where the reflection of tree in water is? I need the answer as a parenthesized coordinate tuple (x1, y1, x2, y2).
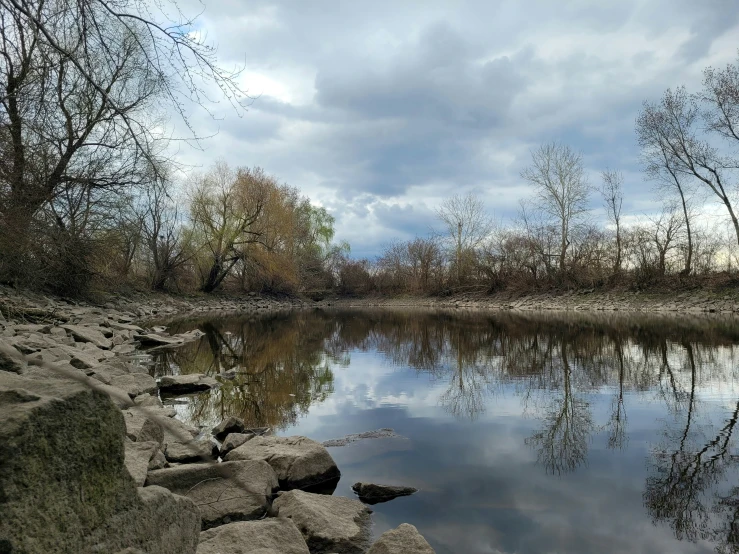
(150, 312, 338, 430)
(151, 308, 739, 548)
(525, 341, 594, 474)
(645, 340, 739, 553)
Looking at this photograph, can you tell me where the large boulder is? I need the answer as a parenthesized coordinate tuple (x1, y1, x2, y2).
(110, 373, 158, 398)
(273, 490, 372, 554)
(165, 438, 217, 463)
(158, 374, 218, 396)
(367, 523, 435, 554)
(196, 519, 310, 554)
(123, 408, 164, 445)
(352, 482, 418, 505)
(0, 370, 199, 553)
(218, 432, 254, 457)
(224, 435, 340, 490)
(145, 460, 278, 529)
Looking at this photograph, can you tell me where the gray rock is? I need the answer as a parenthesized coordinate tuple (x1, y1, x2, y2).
(133, 393, 163, 408)
(197, 518, 310, 554)
(0, 347, 25, 374)
(273, 490, 372, 554)
(367, 523, 435, 554)
(219, 432, 254, 457)
(352, 483, 418, 505)
(159, 373, 219, 395)
(123, 408, 164, 445)
(134, 333, 185, 346)
(165, 438, 217, 463)
(111, 373, 158, 398)
(124, 439, 160, 487)
(162, 416, 199, 445)
(146, 460, 278, 529)
(62, 324, 113, 349)
(0, 371, 199, 554)
(148, 449, 169, 471)
(212, 415, 245, 440)
(224, 435, 340, 491)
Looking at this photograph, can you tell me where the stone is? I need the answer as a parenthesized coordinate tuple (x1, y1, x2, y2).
(367, 523, 435, 554)
(134, 333, 185, 347)
(196, 519, 310, 554)
(123, 408, 164, 445)
(352, 483, 418, 505)
(219, 432, 254, 457)
(111, 373, 158, 398)
(162, 416, 199, 446)
(159, 373, 219, 396)
(124, 439, 160, 486)
(165, 438, 216, 463)
(133, 393, 163, 408)
(224, 435, 340, 491)
(0, 371, 199, 554)
(212, 415, 245, 440)
(148, 449, 169, 471)
(62, 324, 113, 349)
(109, 321, 145, 333)
(145, 460, 278, 529)
(273, 490, 372, 554)
(0, 347, 25, 374)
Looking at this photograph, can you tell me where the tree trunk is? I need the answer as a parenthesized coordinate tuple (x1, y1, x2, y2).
(677, 187, 692, 276)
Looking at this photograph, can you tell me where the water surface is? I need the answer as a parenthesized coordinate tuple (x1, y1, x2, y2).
(148, 309, 739, 554)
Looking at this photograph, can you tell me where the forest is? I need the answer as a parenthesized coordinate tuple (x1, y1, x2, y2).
(2, 1, 739, 298)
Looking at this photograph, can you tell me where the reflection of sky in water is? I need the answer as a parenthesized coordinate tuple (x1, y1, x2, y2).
(152, 310, 739, 554)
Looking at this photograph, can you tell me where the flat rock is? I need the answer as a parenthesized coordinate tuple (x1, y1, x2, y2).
(111, 373, 158, 398)
(219, 432, 254, 457)
(224, 435, 340, 491)
(159, 374, 218, 396)
(352, 483, 418, 505)
(165, 438, 217, 463)
(0, 347, 25, 374)
(367, 523, 435, 554)
(273, 490, 372, 554)
(197, 518, 310, 554)
(134, 333, 185, 347)
(62, 324, 112, 349)
(146, 460, 278, 529)
(124, 439, 160, 487)
(212, 416, 245, 440)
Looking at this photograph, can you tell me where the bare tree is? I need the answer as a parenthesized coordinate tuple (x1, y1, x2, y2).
(435, 193, 493, 285)
(520, 142, 591, 272)
(636, 86, 739, 251)
(600, 169, 624, 274)
(0, 0, 249, 287)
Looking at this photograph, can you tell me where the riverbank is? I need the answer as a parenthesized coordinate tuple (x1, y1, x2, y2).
(0, 287, 437, 553)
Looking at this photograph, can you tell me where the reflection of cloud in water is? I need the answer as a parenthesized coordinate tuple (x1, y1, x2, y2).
(151, 308, 739, 554)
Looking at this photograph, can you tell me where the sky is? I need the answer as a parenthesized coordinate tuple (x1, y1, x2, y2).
(172, 0, 739, 258)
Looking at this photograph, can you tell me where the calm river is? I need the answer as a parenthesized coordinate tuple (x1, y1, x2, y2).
(148, 309, 739, 554)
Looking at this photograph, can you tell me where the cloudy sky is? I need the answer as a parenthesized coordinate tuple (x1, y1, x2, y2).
(174, 0, 739, 258)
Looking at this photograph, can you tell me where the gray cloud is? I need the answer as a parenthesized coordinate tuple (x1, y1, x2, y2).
(172, 0, 739, 257)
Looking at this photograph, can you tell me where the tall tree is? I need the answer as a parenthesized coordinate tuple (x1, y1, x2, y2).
(600, 169, 624, 274)
(435, 193, 493, 285)
(520, 142, 590, 273)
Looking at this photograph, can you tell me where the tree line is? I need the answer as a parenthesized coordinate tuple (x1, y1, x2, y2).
(341, 54, 739, 296)
(2, 1, 738, 298)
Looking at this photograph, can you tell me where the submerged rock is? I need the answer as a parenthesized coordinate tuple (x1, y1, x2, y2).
(224, 435, 340, 491)
(196, 518, 310, 554)
(145, 460, 279, 529)
(367, 523, 435, 554)
(273, 489, 372, 554)
(352, 482, 418, 505)
(322, 428, 404, 447)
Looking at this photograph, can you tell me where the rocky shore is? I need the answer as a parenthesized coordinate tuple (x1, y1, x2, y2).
(0, 289, 434, 554)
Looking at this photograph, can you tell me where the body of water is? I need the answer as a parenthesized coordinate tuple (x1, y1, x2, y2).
(147, 309, 739, 554)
